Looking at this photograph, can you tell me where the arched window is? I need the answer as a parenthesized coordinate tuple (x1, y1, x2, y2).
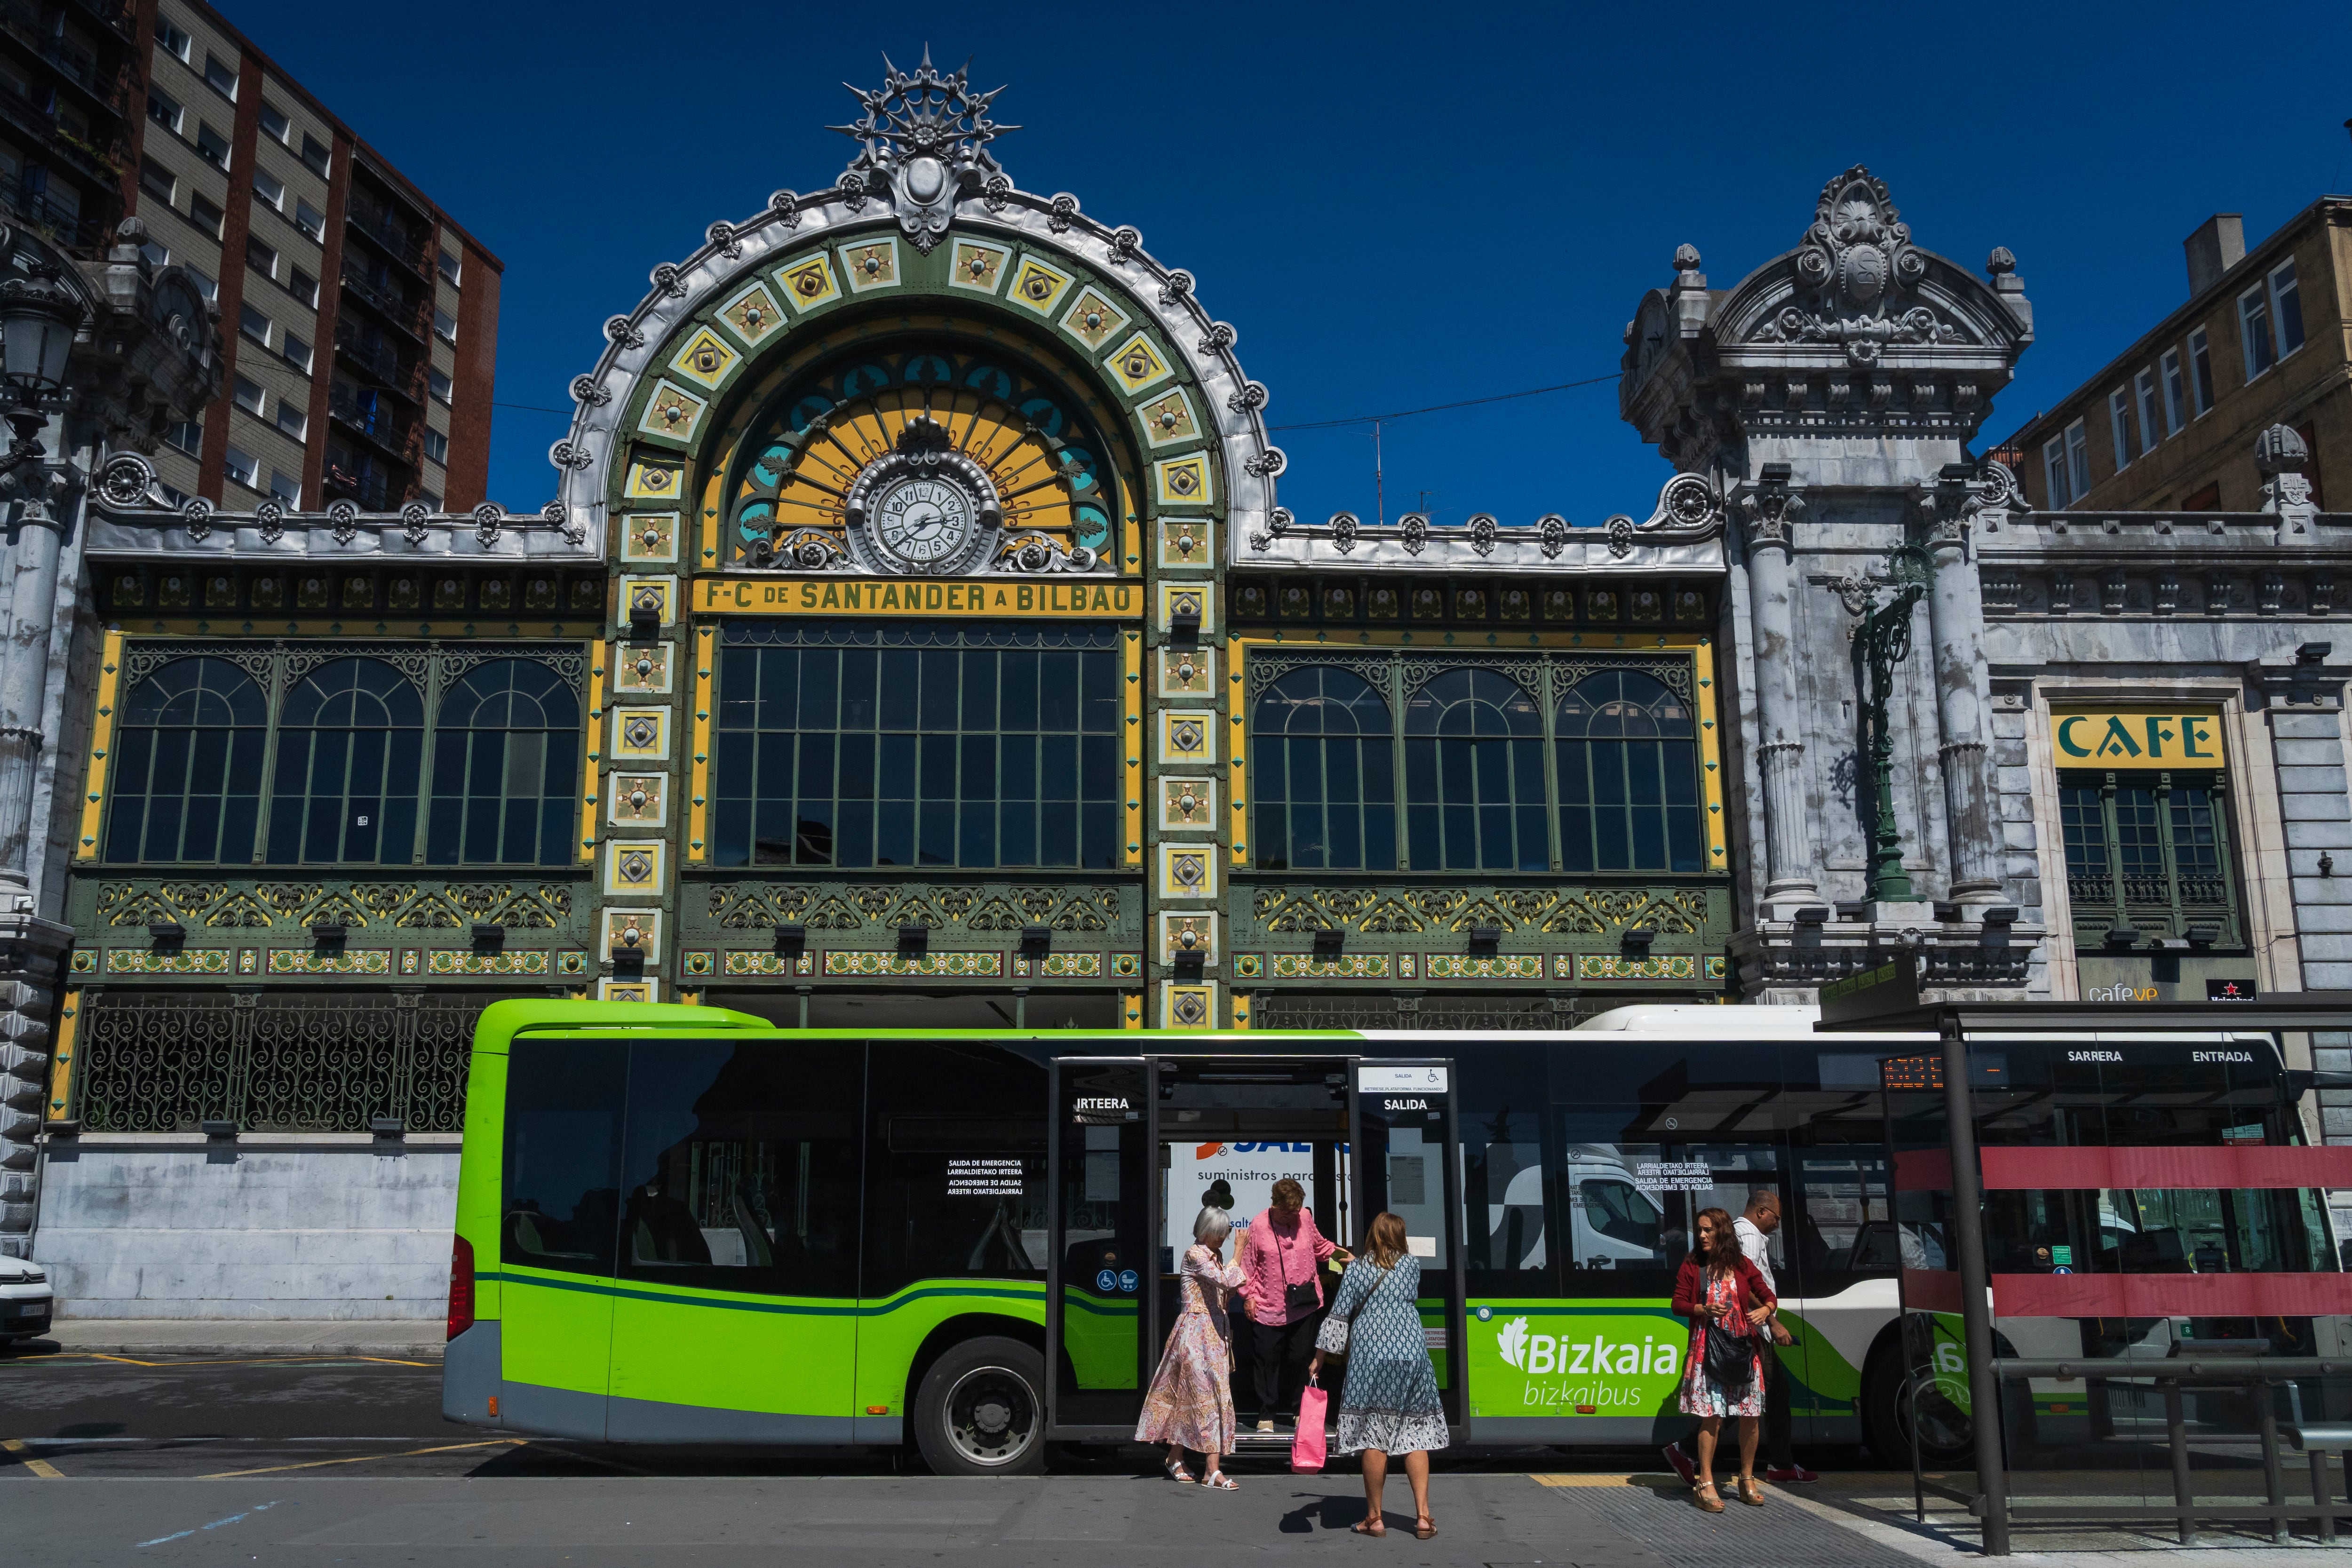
(1555, 669, 1703, 873)
(266, 658, 423, 864)
(1250, 666, 1396, 871)
(103, 657, 266, 864)
(1404, 669, 1545, 872)
(427, 659, 580, 865)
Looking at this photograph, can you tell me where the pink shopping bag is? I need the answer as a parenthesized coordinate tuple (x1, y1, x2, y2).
(1292, 1380, 1329, 1472)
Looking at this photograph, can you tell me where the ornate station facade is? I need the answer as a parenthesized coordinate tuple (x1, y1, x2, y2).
(16, 61, 2352, 1305)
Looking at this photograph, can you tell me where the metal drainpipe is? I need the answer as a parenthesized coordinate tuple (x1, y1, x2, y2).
(1941, 1010, 2009, 1554)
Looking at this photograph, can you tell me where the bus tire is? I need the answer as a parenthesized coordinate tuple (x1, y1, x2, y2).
(1861, 1336, 1976, 1468)
(912, 1336, 1048, 1477)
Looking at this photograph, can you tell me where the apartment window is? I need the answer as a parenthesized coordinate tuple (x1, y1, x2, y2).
(428, 368, 452, 405)
(189, 193, 224, 240)
(293, 199, 324, 241)
(2271, 261, 2305, 359)
(158, 482, 190, 509)
(238, 306, 270, 348)
(268, 470, 300, 507)
(147, 88, 183, 135)
(274, 400, 306, 440)
(140, 240, 169, 270)
(2109, 388, 2133, 471)
(231, 374, 265, 415)
(2065, 418, 2091, 501)
(433, 308, 457, 344)
(416, 491, 441, 511)
(204, 53, 238, 101)
(288, 267, 318, 307)
(184, 264, 215, 303)
(2187, 327, 2215, 414)
(195, 122, 230, 169)
(437, 248, 461, 286)
(258, 103, 289, 144)
(2161, 348, 2187, 435)
(281, 331, 312, 373)
(245, 234, 276, 279)
(2240, 284, 2276, 381)
(138, 159, 174, 203)
(156, 16, 192, 62)
(2135, 368, 2161, 454)
(2042, 435, 2072, 508)
(251, 168, 284, 212)
(299, 134, 329, 178)
(164, 419, 201, 456)
(223, 445, 258, 489)
(422, 427, 448, 464)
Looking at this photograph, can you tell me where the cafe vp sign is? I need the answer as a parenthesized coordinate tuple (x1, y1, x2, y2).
(2050, 708, 2224, 765)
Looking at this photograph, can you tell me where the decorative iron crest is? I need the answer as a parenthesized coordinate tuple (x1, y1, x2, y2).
(832, 49, 1016, 253)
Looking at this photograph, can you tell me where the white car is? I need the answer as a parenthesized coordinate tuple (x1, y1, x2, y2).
(0, 1257, 53, 1343)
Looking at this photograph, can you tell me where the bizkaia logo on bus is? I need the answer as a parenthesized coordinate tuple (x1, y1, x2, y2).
(1470, 1305, 1686, 1417)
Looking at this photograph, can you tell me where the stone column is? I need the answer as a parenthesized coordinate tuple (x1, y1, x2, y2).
(1921, 478, 2001, 901)
(1738, 472, 1818, 903)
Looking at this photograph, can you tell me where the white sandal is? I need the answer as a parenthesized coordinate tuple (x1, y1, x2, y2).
(1203, 1471, 1239, 1490)
(1165, 1459, 1196, 1484)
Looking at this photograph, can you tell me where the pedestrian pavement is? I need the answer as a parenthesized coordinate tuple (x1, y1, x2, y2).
(34, 1319, 445, 1358)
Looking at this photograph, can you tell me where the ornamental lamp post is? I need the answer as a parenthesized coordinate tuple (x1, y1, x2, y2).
(0, 266, 80, 459)
(1833, 544, 1932, 902)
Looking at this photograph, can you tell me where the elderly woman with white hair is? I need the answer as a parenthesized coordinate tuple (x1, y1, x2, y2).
(1136, 1205, 1257, 1488)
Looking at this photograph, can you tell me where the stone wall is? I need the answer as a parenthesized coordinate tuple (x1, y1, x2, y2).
(34, 1134, 458, 1319)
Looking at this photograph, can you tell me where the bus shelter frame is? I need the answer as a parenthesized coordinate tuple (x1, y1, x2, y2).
(1817, 982, 2352, 1556)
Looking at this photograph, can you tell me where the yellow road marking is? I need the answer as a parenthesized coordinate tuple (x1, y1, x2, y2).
(2, 1437, 64, 1478)
(201, 1439, 524, 1479)
(1529, 1472, 1638, 1488)
(81, 1353, 432, 1369)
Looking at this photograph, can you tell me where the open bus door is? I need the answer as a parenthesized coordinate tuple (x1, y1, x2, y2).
(1352, 1059, 1469, 1428)
(1046, 1058, 1154, 1438)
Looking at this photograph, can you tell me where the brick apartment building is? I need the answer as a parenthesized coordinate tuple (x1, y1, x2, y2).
(0, 0, 501, 510)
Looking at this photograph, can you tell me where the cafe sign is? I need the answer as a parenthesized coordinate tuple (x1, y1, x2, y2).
(2050, 708, 2225, 765)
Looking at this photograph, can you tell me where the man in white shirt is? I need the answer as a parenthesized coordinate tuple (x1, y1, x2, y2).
(1664, 1189, 1819, 1485)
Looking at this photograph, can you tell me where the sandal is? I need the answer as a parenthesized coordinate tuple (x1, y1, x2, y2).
(1164, 1459, 1195, 1484)
(1203, 1471, 1239, 1490)
(1351, 1518, 1385, 1536)
(1737, 1478, 1766, 1507)
(1693, 1482, 1725, 1514)
(1414, 1515, 1437, 1540)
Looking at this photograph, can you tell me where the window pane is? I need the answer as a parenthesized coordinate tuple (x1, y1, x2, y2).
(502, 1039, 626, 1278)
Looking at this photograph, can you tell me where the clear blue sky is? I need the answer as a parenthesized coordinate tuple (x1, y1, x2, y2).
(220, 0, 2351, 521)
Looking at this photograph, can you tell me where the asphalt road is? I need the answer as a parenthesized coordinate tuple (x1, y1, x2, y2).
(0, 1345, 2296, 1566)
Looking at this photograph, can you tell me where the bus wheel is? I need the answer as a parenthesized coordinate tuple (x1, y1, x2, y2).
(1861, 1339, 1973, 1468)
(914, 1337, 1047, 1477)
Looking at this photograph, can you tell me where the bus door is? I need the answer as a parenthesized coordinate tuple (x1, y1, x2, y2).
(1354, 1059, 1467, 1425)
(1046, 1059, 1152, 1437)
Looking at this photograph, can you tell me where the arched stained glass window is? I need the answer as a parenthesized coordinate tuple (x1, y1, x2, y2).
(1404, 669, 1546, 872)
(1556, 669, 1704, 873)
(103, 657, 267, 864)
(427, 659, 580, 865)
(266, 658, 423, 864)
(1250, 666, 1396, 871)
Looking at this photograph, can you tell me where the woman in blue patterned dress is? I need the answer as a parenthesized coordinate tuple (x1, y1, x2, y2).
(1309, 1211, 1446, 1539)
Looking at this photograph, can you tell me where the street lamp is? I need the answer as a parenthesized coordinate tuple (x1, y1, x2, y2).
(0, 266, 81, 460)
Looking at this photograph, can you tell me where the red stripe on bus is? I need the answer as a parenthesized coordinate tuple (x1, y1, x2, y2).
(1894, 1146, 2352, 1193)
(1901, 1269, 2352, 1317)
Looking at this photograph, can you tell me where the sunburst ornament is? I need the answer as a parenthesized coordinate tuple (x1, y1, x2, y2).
(831, 48, 1017, 253)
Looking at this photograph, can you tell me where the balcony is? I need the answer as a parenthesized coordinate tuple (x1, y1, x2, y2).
(338, 267, 424, 341)
(322, 462, 395, 512)
(0, 181, 100, 251)
(331, 325, 419, 398)
(343, 194, 427, 273)
(327, 383, 414, 459)
(0, 0, 129, 113)
(65, 0, 133, 38)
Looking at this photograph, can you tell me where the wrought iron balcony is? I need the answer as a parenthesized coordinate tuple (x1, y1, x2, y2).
(331, 326, 418, 396)
(337, 268, 424, 339)
(343, 196, 427, 272)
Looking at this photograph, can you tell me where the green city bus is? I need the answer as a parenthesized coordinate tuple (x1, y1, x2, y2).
(444, 999, 2337, 1472)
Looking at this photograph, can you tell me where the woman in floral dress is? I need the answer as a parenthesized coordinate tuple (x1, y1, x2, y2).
(1671, 1205, 1775, 1512)
(1309, 1212, 1447, 1539)
(1136, 1206, 1255, 1489)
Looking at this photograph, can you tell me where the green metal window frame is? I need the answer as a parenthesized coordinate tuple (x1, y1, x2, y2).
(102, 655, 270, 864)
(712, 622, 1122, 871)
(98, 642, 587, 868)
(1245, 651, 1709, 875)
(2057, 768, 2242, 945)
(426, 659, 583, 866)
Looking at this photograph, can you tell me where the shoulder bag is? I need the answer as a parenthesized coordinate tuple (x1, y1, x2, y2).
(1277, 1226, 1320, 1317)
(1700, 1272, 1756, 1400)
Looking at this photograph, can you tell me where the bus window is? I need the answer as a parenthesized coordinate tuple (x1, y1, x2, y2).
(614, 1040, 861, 1296)
(502, 1039, 626, 1276)
(1459, 1046, 1554, 1294)
(865, 1041, 1049, 1296)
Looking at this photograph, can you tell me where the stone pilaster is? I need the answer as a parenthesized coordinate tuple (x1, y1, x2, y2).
(1920, 475, 2001, 901)
(1738, 474, 1817, 907)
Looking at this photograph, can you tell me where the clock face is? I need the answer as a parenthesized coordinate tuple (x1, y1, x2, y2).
(874, 477, 975, 566)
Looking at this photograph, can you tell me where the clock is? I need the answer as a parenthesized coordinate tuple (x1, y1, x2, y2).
(873, 476, 976, 567)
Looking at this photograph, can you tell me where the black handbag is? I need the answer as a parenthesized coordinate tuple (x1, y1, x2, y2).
(1703, 1321, 1756, 1400)
(1275, 1224, 1321, 1316)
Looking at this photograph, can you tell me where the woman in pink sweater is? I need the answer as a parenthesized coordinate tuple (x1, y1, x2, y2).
(1238, 1178, 1350, 1431)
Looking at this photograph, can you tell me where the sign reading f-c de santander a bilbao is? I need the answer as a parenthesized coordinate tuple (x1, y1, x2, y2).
(701, 576, 1140, 617)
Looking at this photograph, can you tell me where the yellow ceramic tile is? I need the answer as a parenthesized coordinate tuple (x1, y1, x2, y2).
(1105, 331, 1173, 394)
(1154, 454, 1212, 508)
(1006, 255, 1072, 316)
(775, 252, 841, 313)
(667, 327, 739, 391)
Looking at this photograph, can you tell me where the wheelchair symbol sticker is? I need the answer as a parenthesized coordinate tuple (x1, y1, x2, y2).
(1097, 1269, 1118, 1292)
